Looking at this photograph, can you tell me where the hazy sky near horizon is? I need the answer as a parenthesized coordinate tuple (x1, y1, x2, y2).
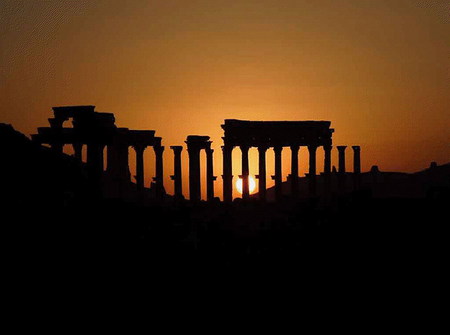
(1, 0, 449, 198)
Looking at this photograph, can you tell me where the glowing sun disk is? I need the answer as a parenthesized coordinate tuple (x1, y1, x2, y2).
(236, 176, 257, 194)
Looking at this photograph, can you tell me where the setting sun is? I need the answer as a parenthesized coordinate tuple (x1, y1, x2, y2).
(236, 176, 257, 195)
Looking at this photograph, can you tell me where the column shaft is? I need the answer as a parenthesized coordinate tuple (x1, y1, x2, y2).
(134, 146, 145, 191)
(206, 146, 215, 201)
(86, 143, 104, 197)
(308, 145, 317, 196)
(323, 145, 333, 197)
(273, 146, 283, 201)
(352, 146, 361, 174)
(222, 145, 233, 202)
(290, 145, 299, 197)
(337, 146, 347, 193)
(117, 144, 130, 197)
(352, 146, 361, 191)
(73, 143, 83, 162)
(188, 147, 201, 201)
(258, 146, 267, 201)
(117, 145, 130, 182)
(337, 146, 347, 173)
(324, 145, 332, 175)
(170, 146, 183, 199)
(87, 144, 104, 178)
(240, 145, 250, 200)
(52, 142, 64, 154)
(154, 145, 165, 198)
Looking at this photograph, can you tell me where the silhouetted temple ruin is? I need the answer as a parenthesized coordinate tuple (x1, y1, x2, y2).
(185, 135, 216, 202)
(31, 106, 165, 199)
(170, 145, 183, 200)
(221, 119, 337, 202)
(29, 106, 364, 202)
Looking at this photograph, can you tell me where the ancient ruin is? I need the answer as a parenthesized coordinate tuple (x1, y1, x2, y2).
(185, 135, 216, 201)
(221, 119, 336, 202)
(170, 146, 183, 200)
(30, 106, 363, 202)
(31, 105, 165, 199)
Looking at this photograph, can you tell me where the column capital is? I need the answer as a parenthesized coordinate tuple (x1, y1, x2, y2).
(257, 145, 269, 152)
(308, 144, 318, 152)
(186, 145, 201, 155)
(73, 142, 83, 150)
(170, 145, 183, 153)
(153, 145, 164, 154)
(352, 145, 361, 151)
(337, 145, 347, 151)
(273, 146, 283, 153)
(290, 145, 300, 152)
(133, 144, 147, 153)
(48, 118, 65, 129)
(239, 144, 250, 152)
(221, 145, 234, 150)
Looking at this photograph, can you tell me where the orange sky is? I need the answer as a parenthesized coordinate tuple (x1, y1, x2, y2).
(1, 0, 449, 199)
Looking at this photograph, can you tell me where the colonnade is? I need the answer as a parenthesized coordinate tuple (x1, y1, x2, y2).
(185, 136, 216, 202)
(33, 109, 362, 202)
(221, 144, 361, 202)
(132, 139, 164, 197)
(32, 106, 165, 199)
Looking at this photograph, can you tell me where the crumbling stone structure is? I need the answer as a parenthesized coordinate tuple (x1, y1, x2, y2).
(31, 106, 165, 198)
(170, 146, 183, 200)
(30, 107, 362, 202)
(185, 136, 216, 201)
(221, 119, 334, 202)
(352, 145, 361, 190)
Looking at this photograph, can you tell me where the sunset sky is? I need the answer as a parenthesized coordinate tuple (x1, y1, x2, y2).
(1, 0, 449, 199)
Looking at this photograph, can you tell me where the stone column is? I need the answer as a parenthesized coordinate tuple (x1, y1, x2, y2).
(308, 145, 317, 196)
(324, 145, 332, 175)
(240, 145, 250, 200)
(222, 145, 233, 202)
(170, 146, 183, 199)
(206, 143, 215, 201)
(87, 144, 104, 176)
(323, 145, 333, 196)
(106, 144, 116, 174)
(352, 146, 361, 174)
(118, 145, 130, 181)
(48, 118, 64, 154)
(86, 143, 105, 197)
(187, 145, 201, 201)
(133, 144, 146, 192)
(117, 144, 130, 197)
(48, 117, 65, 129)
(290, 145, 300, 197)
(51, 142, 64, 154)
(337, 146, 347, 193)
(73, 143, 83, 162)
(153, 145, 165, 198)
(257, 146, 268, 201)
(272, 146, 283, 201)
(337, 146, 347, 173)
(352, 146, 361, 190)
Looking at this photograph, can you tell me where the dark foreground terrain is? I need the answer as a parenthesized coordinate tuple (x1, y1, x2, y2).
(1, 123, 448, 302)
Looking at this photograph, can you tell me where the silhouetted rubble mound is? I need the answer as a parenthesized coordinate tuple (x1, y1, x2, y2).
(0, 123, 88, 209)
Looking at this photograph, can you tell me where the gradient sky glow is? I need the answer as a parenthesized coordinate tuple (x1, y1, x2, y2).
(1, 0, 449, 199)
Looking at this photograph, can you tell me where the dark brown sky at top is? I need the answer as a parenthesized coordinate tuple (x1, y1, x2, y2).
(1, 0, 449, 198)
